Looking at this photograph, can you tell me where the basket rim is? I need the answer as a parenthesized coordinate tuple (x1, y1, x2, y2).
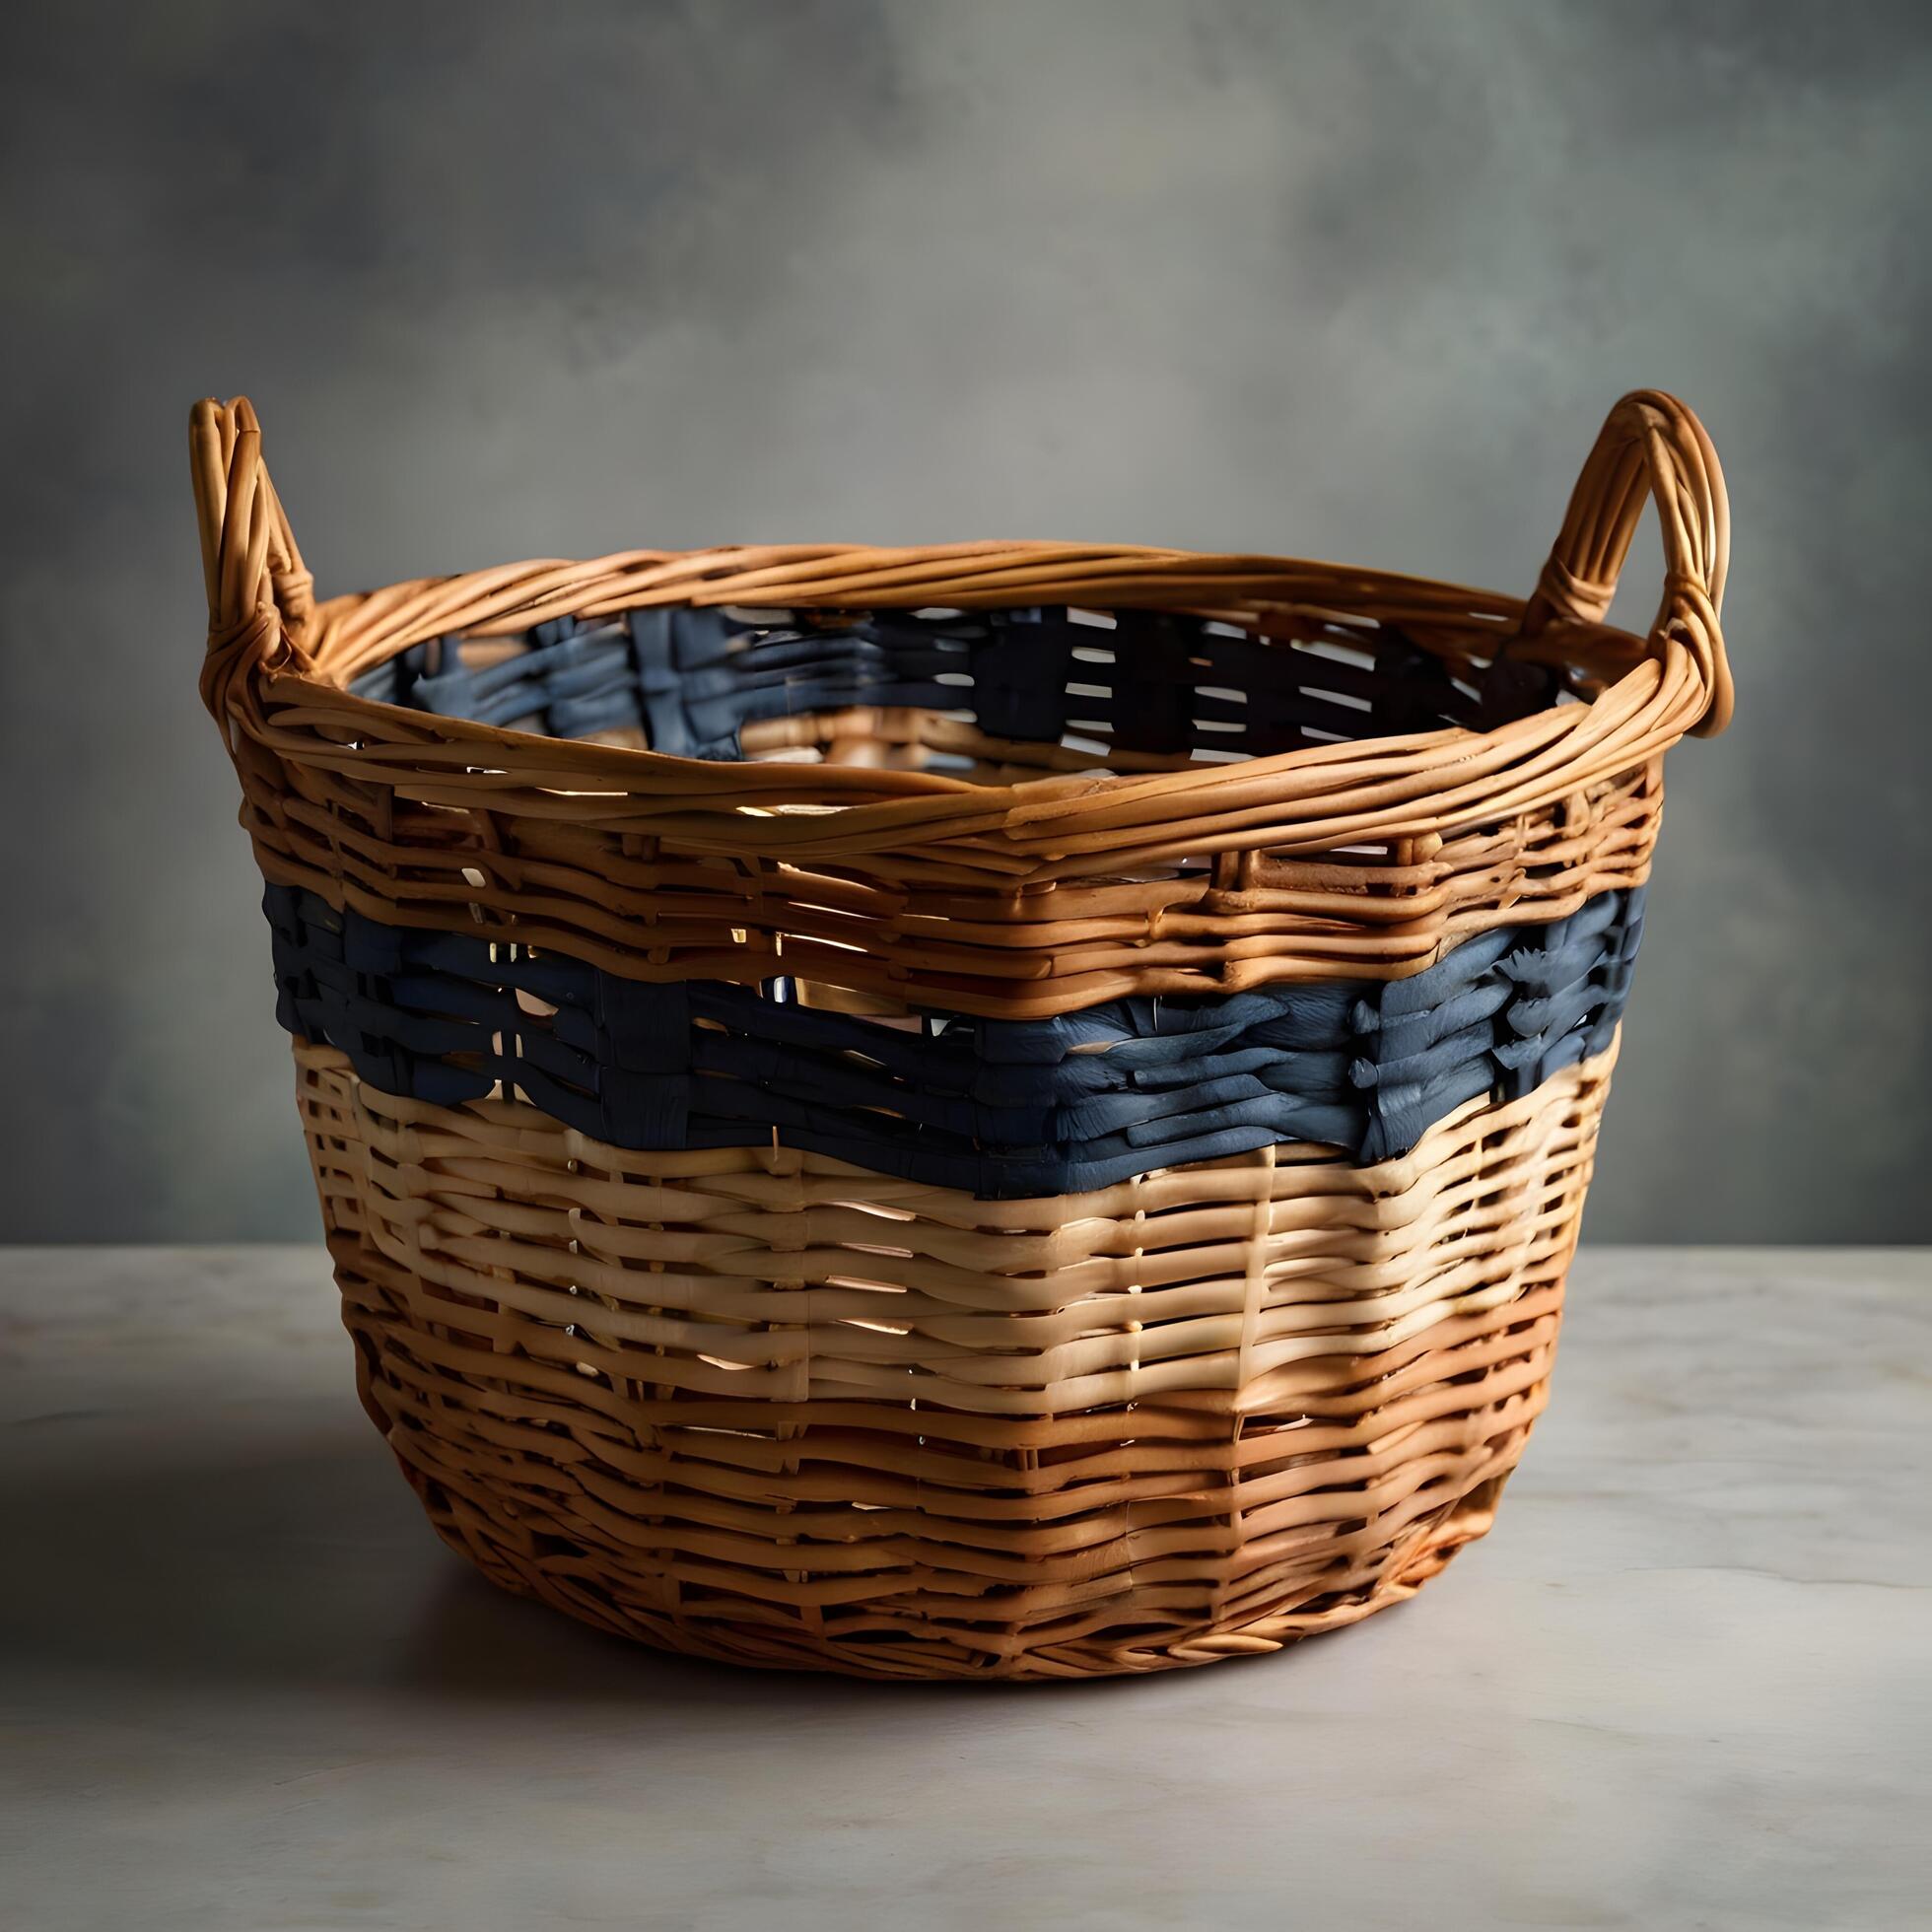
(193, 393, 1730, 860)
(293, 538, 1640, 791)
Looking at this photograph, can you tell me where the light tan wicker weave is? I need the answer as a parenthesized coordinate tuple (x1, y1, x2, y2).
(299, 1038, 1611, 1677)
(195, 390, 1729, 1677)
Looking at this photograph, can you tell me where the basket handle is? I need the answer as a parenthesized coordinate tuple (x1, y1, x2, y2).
(190, 397, 314, 719)
(1519, 389, 1733, 737)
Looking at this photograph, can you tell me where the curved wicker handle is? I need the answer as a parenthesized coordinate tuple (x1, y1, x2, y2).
(190, 395, 313, 669)
(1521, 389, 1733, 737)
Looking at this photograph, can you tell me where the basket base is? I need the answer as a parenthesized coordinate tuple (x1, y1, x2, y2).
(333, 1270, 1547, 1680)
(399, 1449, 1515, 1678)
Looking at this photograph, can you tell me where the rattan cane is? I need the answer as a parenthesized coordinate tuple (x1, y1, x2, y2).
(194, 390, 1730, 1677)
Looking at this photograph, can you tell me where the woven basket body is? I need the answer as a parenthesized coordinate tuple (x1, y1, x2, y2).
(193, 393, 1730, 1678)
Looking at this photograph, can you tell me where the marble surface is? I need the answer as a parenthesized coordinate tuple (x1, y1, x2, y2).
(2, 1246, 1926, 1931)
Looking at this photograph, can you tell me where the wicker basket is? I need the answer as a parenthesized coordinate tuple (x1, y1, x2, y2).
(192, 391, 1730, 1678)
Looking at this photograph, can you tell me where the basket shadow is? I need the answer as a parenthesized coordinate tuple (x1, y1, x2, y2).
(0, 1428, 755, 1707)
(0, 1425, 1176, 1710)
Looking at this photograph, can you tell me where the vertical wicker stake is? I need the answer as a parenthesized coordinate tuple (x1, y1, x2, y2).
(196, 392, 1729, 1677)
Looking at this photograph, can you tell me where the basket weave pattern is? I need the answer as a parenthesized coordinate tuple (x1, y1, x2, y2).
(193, 391, 1730, 1677)
(298, 1039, 1609, 1677)
(265, 877, 1641, 1188)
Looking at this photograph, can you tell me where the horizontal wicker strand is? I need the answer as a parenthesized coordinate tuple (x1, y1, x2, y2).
(227, 750, 1663, 1014)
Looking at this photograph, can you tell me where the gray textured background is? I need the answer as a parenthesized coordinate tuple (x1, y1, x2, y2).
(2, 0, 1926, 1243)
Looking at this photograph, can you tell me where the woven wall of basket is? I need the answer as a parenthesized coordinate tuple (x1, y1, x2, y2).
(192, 390, 1731, 1679)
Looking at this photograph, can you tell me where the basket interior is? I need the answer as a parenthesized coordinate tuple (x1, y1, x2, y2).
(350, 601, 1566, 783)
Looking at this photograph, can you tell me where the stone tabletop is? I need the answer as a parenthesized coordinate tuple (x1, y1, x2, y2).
(2, 1246, 1926, 1931)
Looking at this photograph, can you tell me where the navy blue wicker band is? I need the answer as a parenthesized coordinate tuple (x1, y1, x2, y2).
(264, 884, 1641, 1197)
(349, 603, 1557, 762)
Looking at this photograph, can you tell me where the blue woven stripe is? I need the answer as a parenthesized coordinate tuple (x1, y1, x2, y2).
(263, 885, 1641, 1196)
(349, 603, 1552, 761)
